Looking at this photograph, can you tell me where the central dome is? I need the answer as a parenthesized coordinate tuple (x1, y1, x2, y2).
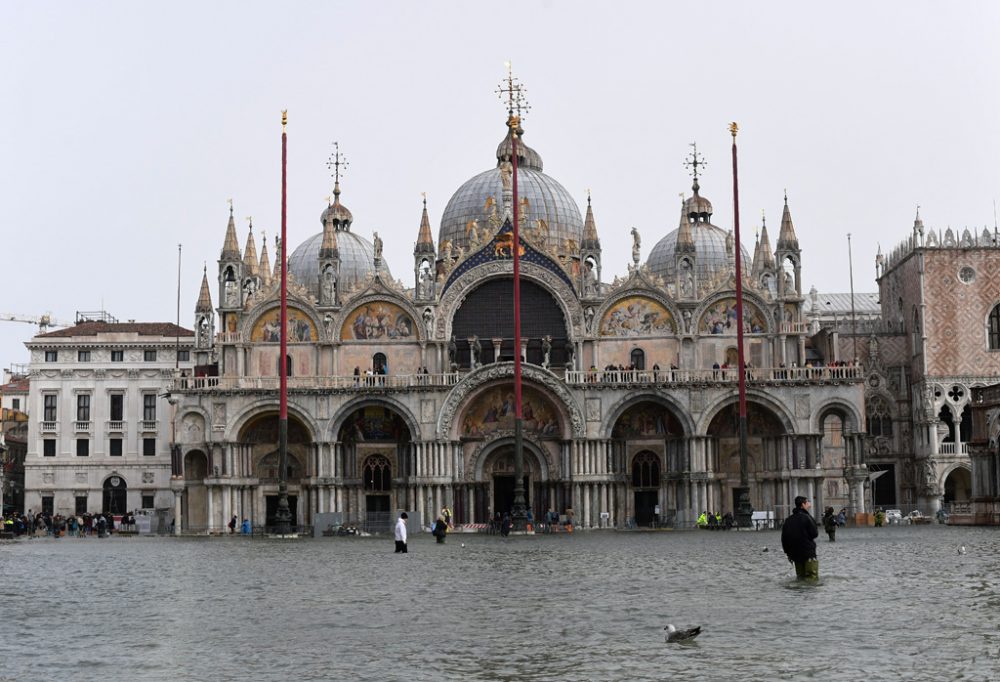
(438, 125, 584, 257)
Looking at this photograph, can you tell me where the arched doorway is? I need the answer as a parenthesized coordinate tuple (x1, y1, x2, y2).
(631, 451, 661, 526)
(103, 475, 127, 514)
(240, 413, 313, 528)
(708, 401, 787, 512)
(611, 400, 684, 526)
(338, 403, 414, 519)
(183, 450, 209, 531)
(944, 467, 972, 504)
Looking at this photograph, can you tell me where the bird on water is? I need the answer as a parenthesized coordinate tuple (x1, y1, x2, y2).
(664, 624, 702, 643)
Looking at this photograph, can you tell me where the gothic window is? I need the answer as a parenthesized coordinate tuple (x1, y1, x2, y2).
(363, 454, 392, 492)
(867, 397, 893, 437)
(630, 348, 645, 370)
(989, 304, 1000, 350)
(631, 451, 660, 488)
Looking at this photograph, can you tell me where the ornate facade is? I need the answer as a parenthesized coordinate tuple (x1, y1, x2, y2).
(168, 114, 868, 532)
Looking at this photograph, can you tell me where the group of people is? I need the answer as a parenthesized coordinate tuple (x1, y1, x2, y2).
(227, 515, 253, 535)
(352, 364, 388, 386)
(586, 363, 680, 384)
(1, 510, 127, 538)
(696, 510, 735, 529)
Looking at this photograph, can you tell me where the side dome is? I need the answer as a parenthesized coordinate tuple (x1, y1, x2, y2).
(288, 230, 391, 298)
(438, 125, 584, 258)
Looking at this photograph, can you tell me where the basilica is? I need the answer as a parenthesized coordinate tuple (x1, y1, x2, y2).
(168, 113, 869, 532)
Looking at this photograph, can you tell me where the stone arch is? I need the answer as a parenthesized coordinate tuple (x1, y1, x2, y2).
(328, 396, 421, 443)
(224, 399, 320, 443)
(437, 362, 584, 439)
(812, 398, 863, 434)
(183, 449, 209, 480)
(592, 287, 680, 337)
(436, 262, 585, 342)
(600, 392, 695, 439)
(943, 463, 972, 503)
(696, 390, 796, 436)
(334, 292, 425, 343)
(469, 432, 553, 482)
(178, 408, 210, 445)
(241, 295, 324, 344)
(695, 292, 772, 335)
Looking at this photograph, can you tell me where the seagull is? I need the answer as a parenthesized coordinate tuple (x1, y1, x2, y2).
(958, 546, 967, 555)
(664, 624, 702, 643)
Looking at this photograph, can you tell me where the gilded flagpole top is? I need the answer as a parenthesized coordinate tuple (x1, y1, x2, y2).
(282, 110, 288, 131)
(729, 122, 739, 138)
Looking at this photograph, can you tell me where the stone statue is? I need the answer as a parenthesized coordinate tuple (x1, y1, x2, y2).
(725, 230, 734, 256)
(682, 309, 692, 333)
(564, 341, 575, 369)
(243, 278, 256, 299)
(466, 219, 480, 246)
(322, 265, 337, 303)
(470, 334, 482, 367)
(373, 232, 383, 262)
(417, 268, 428, 298)
(323, 313, 334, 337)
(631, 226, 641, 265)
(225, 280, 239, 307)
(682, 270, 694, 298)
(542, 334, 552, 367)
(447, 335, 458, 368)
(923, 459, 938, 494)
(422, 308, 434, 337)
(499, 161, 513, 192)
(584, 306, 595, 331)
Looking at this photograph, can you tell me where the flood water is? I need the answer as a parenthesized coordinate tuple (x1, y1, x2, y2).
(1, 525, 998, 682)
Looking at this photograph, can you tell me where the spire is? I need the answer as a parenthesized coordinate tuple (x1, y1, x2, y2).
(913, 205, 925, 235)
(196, 264, 213, 313)
(258, 232, 272, 287)
(675, 197, 696, 254)
(581, 192, 601, 250)
(320, 206, 340, 259)
(221, 202, 241, 260)
(777, 191, 799, 250)
(242, 219, 259, 276)
(758, 213, 775, 268)
(415, 193, 435, 253)
(272, 235, 282, 281)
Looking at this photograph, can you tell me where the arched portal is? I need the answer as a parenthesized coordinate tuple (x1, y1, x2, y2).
(240, 413, 313, 527)
(476, 440, 551, 522)
(944, 467, 972, 504)
(610, 400, 685, 526)
(183, 450, 208, 531)
(707, 401, 788, 513)
(102, 474, 127, 514)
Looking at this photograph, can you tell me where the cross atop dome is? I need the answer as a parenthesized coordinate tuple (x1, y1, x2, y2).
(326, 141, 349, 196)
(684, 142, 707, 182)
(496, 61, 530, 127)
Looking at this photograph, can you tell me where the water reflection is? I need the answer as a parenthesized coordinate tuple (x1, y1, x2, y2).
(1, 525, 998, 681)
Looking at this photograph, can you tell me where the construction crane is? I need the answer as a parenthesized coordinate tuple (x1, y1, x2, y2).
(0, 313, 73, 332)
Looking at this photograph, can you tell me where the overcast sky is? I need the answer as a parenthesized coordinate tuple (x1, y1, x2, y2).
(2, 1, 998, 368)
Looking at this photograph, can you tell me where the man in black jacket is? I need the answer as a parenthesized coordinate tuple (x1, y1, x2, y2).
(781, 496, 819, 581)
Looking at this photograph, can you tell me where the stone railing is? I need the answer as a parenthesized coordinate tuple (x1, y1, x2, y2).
(106, 420, 125, 433)
(565, 365, 865, 386)
(169, 373, 464, 392)
(938, 442, 969, 455)
(73, 420, 92, 433)
(40, 421, 58, 434)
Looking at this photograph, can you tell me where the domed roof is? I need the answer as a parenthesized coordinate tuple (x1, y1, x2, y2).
(647, 195, 750, 285)
(288, 229, 391, 298)
(438, 125, 584, 258)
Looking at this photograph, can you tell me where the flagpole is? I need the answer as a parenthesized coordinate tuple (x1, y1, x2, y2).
(274, 110, 292, 535)
(510, 112, 528, 531)
(730, 122, 754, 529)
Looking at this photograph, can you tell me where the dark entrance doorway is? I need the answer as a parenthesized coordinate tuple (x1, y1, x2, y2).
(103, 476, 127, 514)
(634, 490, 658, 526)
(493, 475, 529, 515)
(869, 463, 896, 507)
(366, 494, 390, 513)
(265, 495, 298, 527)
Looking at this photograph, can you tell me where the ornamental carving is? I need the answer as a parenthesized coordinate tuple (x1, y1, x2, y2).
(436, 363, 584, 439)
(142, 471, 155, 484)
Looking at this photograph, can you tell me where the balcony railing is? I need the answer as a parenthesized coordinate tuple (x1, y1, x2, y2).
(73, 420, 92, 433)
(169, 373, 464, 392)
(40, 421, 58, 434)
(106, 420, 125, 433)
(565, 365, 865, 386)
(779, 322, 813, 334)
(938, 442, 969, 455)
(140, 420, 159, 433)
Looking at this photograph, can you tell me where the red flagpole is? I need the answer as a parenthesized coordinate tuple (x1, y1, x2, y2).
(275, 110, 292, 534)
(512, 126, 522, 419)
(730, 122, 753, 528)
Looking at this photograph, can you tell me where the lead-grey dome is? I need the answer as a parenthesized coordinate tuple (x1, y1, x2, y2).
(647, 190, 750, 285)
(438, 126, 584, 258)
(288, 230, 391, 298)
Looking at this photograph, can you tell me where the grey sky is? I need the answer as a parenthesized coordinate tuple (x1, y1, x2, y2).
(2, 1, 998, 368)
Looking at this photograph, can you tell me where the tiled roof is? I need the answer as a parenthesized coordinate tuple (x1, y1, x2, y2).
(37, 322, 194, 338)
(0, 379, 29, 394)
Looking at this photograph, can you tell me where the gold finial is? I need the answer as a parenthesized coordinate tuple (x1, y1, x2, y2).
(729, 121, 738, 138)
(496, 61, 529, 123)
(246, 216, 253, 231)
(281, 110, 287, 131)
(227, 198, 233, 215)
(421, 191, 427, 207)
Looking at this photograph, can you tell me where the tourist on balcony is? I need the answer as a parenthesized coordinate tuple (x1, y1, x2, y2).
(353, 366, 360, 386)
(652, 363, 660, 382)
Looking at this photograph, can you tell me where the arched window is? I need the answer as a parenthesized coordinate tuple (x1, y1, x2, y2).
(277, 354, 292, 376)
(867, 397, 893, 437)
(630, 348, 645, 370)
(372, 352, 387, 374)
(631, 451, 660, 488)
(989, 304, 1000, 350)
(363, 454, 392, 491)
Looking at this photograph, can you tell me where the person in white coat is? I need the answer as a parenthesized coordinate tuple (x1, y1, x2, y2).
(394, 512, 409, 553)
